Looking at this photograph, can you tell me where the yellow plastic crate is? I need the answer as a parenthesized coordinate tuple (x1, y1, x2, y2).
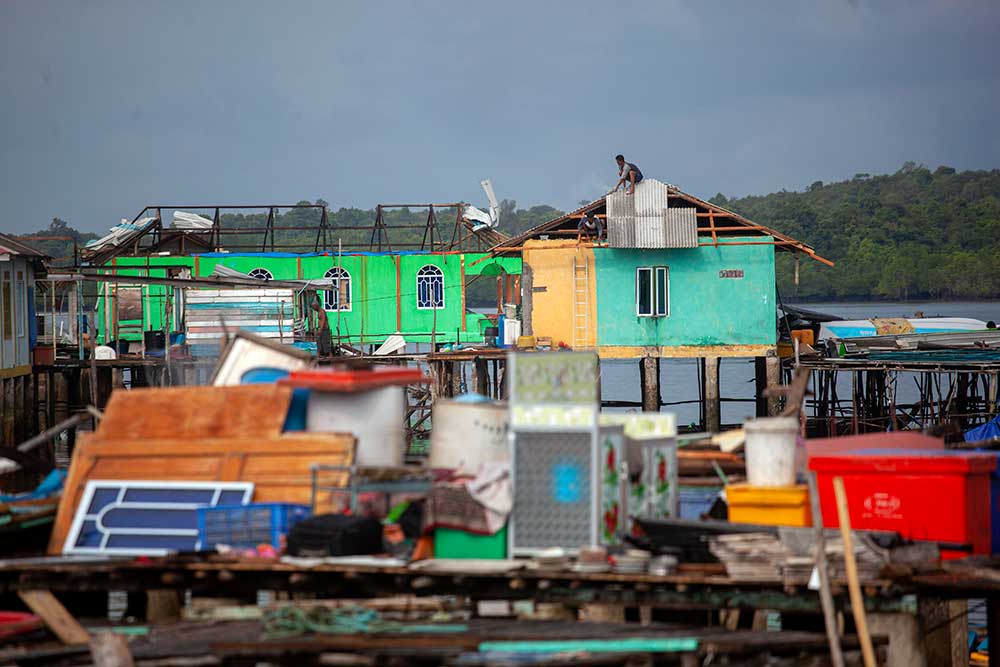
(726, 483, 812, 527)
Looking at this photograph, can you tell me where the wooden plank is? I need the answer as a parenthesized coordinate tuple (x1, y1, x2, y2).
(18, 590, 90, 645)
(96, 385, 293, 440)
(807, 473, 845, 667)
(89, 630, 135, 667)
(48, 433, 356, 554)
(832, 477, 876, 667)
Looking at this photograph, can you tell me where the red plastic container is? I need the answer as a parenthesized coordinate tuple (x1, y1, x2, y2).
(0, 612, 43, 640)
(279, 367, 428, 393)
(809, 451, 996, 559)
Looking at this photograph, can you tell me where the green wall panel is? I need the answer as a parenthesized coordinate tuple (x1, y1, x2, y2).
(594, 238, 776, 347)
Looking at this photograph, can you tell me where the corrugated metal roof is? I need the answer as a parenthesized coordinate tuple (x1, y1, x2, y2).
(0, 233, 51, 259)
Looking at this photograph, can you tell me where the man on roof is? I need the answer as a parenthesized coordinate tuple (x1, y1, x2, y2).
(613, 154, 643, 195)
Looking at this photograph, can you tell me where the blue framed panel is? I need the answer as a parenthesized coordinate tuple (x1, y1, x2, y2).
(63, 480, 254, 556)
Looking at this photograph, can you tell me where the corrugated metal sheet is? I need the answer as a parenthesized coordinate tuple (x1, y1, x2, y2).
(184, 287, 296, 357)
(606, 191, 635, 247)
(663, 207, 698, 248)
(606, 179, 697, 248)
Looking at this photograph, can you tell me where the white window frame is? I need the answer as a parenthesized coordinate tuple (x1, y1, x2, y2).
(416, 265, 444, 310)
(323, 267, 352, 312)
(636, 266, 669, 318)
(248, 267, 273, 281)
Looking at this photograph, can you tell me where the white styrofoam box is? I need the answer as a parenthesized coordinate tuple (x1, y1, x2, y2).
(306, 385, 406, 466)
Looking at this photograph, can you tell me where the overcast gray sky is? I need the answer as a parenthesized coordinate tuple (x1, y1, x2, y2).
(2, 0, 999, 234)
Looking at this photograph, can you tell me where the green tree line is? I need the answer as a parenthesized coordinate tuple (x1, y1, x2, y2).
(712, 163, 1000, 300)
(20, 163, 1000, 301)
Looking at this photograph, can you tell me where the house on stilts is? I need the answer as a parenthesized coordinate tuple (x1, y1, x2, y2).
(486, 178, 831, 426)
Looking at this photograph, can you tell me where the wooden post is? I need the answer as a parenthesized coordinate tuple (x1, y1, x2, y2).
(45, 369, 56, 430)
(450, 360, 463, 397)
(1, 379, 10, 445)
(31, 370, 40, 435)
(12, 376, 24, 446)
(498, 358, 509, 400)
(68, 284, 79, 349)
(754, 357, 769, 418)
(96, 367, 113, 409)
(765, 355, 781, 416)
(145, 590, 182, 623)
(640, 356, 660, 412)
(703, 356, 720, 432)
(474, 358, 489, 397)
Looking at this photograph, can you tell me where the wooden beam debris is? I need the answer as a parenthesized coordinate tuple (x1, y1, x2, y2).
(18, 590, 90, 645)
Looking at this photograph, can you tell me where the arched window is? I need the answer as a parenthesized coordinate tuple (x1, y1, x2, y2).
(323, 267, 351, 311)
(416, 265, 444, 309)
(248, 267, 273, 281)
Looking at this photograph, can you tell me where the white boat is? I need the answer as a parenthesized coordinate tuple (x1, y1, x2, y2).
(818, 317, 989, 340)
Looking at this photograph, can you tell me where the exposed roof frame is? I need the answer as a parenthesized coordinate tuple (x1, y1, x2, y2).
(81, 202, 509, 264)
(488, 187, 833, 266)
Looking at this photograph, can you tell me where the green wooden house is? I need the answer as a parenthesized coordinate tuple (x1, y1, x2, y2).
(84, 204, 520, 353)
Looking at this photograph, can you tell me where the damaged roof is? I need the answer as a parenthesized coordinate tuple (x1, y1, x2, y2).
(490, 180, 833, 266)
(0, 233, 52, 260)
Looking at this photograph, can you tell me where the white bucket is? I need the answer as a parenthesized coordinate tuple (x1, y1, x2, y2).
(743, 417, 798, 487)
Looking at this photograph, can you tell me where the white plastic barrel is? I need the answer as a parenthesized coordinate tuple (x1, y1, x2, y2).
(743, 417, 798, 487)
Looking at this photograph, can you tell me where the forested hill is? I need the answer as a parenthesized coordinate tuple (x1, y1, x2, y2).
(711, 164, 1000, 300)
(21, 163, 1000, 301)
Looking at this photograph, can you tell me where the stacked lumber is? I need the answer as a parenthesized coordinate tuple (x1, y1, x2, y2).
(710, 530, 888, 583)
(709, 533, 788, 582)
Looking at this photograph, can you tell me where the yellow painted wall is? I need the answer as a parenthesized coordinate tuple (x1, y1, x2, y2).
(523, 240, 597, 349)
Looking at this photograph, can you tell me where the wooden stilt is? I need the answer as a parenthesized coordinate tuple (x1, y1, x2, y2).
(45, 369, 56, 431)
(474, 358, 489, 397)
(145, 590, 182, 623)
(703, 356, 720, 432)
(754, 357, 769, 418)
(640, 357, 660, 412)
(765, 355, 781, 417)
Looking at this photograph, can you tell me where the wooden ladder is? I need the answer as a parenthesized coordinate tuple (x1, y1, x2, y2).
(572, 255, 590, 350)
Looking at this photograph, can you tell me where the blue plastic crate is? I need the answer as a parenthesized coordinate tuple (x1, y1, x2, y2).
(679, 486, 721, 520)
(196, 503, 312, 550)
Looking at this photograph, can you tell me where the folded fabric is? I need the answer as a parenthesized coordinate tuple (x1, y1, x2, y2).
(466, 463, 512, 533)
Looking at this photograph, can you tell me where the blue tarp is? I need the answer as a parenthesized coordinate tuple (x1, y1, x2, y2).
(965, 413, 1000, 442)
(0, 469, 65, 503)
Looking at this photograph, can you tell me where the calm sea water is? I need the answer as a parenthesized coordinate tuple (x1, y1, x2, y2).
(599, 301, 1000, 426)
